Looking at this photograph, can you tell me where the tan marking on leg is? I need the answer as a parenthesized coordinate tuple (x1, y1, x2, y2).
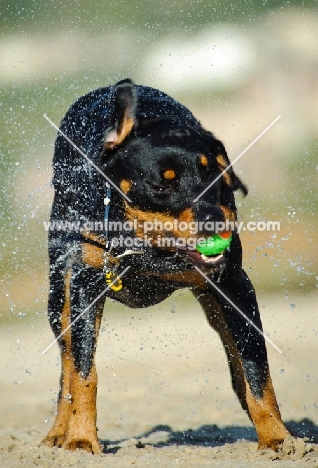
(246, 376, 290, 450)
(192, 290, 289, 450)
(62, 299, 104, 454)
(41, 269, 73, 447)
(63, 360, 101, 453)
(41, 355, 72, 448)
(42, 271, 104, 454)
(194, 290, 248, 407)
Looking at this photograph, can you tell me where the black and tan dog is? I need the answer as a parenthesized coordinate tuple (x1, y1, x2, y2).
(42, 79, 290, 453)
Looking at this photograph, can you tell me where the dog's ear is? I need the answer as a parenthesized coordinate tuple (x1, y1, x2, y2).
(200, 128, 248, 196)
(215, 151, 248, 196)
(104, 79, 138, 150)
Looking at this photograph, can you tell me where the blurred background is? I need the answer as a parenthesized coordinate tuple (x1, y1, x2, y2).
(1, 0, 317, 317)
(0, 0, 318, 450)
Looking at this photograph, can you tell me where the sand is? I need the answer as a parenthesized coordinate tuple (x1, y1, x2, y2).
(0, 291, 317, 467)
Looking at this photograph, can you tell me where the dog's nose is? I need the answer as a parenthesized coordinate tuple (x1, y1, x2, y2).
(193, 202, 225, 235)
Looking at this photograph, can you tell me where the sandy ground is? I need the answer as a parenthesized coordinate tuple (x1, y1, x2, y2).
(0, 291, 318, 467)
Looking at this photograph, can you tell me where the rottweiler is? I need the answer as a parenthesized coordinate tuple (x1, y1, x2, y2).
(42, 79, 290, 453)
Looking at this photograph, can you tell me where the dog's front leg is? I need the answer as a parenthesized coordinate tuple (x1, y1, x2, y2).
(192, 273, 290, 450)
(42, 262, 105, 454)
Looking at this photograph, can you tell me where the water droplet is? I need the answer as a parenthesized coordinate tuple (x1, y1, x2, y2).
(63, 393, 72, 403)
(290, 304, 296, 309)
(280, 369, 284, 374)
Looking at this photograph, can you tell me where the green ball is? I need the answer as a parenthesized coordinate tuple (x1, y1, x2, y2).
(196, 233, 232, 256)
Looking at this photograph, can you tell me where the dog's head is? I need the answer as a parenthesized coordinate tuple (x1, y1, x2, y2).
(100, 79, 247, 271)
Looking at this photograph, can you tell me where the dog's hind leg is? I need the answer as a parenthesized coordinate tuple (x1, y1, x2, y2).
(192, 276, 290, 450)
(42, 249, 105, 454)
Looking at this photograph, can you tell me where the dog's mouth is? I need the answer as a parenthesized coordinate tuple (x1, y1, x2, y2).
(176, 247, 226, 268)
(155, 245, 226, 269)
(183, 248, 224, 265)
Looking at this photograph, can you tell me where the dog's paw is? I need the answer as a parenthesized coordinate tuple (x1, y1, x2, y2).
(258, 437, 286, 452)
(275, 436, 313, 460)
(257, 427, 291, 451)
(259, 436, 313, 461)
(63, 437, 102, 454)
(41, 431, 102, 454)
(40, 433, 65, 448)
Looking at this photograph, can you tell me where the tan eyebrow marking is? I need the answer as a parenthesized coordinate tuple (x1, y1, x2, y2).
(163, 169, 176, 180)
(200, 154, 209, 167)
